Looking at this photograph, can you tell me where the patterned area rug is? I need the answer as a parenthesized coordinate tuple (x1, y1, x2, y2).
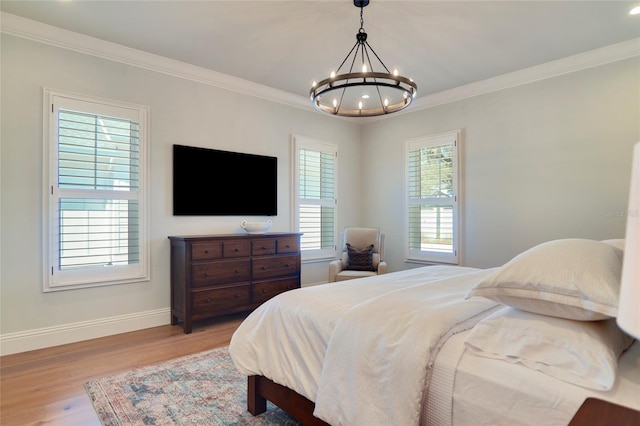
(84, 346, 301, 425)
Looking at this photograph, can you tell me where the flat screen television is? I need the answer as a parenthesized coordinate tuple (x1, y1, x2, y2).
(173, 144, 277, 216)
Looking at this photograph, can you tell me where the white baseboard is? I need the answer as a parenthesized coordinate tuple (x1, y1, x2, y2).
(0, 308, 171, 356)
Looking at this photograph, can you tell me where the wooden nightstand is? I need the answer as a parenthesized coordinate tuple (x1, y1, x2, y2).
(569, 398, 640, 426)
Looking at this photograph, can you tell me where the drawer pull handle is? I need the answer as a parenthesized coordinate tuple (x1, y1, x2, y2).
(262, 246, 267, 250)
(204, 250, 209, 254)
(285, 245, 290, 248)
(262, 266, 267, 270)
(204, 273, 210, 277)
(235, 294, 241, 298)
(234, 248, 239, 252)
(235, 269, 240, 273)
(262, 289, 268, 293)
(205, 298, 212, 303)
(285, 264, 290, 268)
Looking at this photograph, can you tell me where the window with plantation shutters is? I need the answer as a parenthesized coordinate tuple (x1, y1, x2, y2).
(293, 136, 337, 261)
(406, 131, 460, 264)
(43, 90, 150, 291)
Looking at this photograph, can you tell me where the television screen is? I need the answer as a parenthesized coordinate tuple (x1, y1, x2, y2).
(173, 144, 277, 216)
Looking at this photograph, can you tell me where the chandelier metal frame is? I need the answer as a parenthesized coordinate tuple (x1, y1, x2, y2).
(309, 0, 418, 117)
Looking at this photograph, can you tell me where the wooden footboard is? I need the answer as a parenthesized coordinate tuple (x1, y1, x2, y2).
(247, 375, 330, 426)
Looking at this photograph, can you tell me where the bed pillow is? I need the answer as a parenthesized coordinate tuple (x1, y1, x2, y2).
(464, 307, 634, 390)
(601, 238, 625, 251)
(465, 239, 623, 320)
(345, 243, 375, 271)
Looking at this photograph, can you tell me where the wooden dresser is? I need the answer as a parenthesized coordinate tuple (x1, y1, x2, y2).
(168, 232, 301, 333)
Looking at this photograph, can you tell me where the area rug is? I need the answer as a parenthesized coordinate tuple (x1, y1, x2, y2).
(84, 346, 301, 425)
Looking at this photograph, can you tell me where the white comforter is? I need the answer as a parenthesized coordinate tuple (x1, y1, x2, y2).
(229, 265, 499, 426)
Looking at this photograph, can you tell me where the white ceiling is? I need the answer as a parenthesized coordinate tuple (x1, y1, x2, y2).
(2, 1, 639, 103)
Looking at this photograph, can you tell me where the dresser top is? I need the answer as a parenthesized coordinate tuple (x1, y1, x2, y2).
(168, 232, 302, 241)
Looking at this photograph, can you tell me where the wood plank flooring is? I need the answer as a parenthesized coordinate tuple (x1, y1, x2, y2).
(0, 313, 247, 426)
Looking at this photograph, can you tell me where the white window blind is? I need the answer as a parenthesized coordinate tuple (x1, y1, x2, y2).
(44, 90, 149, 291)
(406, 131, 460, 264)
(293, 136, 337, 261)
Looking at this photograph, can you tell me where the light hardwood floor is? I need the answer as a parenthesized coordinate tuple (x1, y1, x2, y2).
(0, 313, 247, 426)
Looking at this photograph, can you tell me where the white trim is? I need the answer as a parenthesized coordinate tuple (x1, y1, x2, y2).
(292, 135, 339, 261)
(42, 88, 151, 291)
(2, 12, 638, 119)
(405, 130, 461, 264)
(0, 308, 170, 356)
(0, 12, 311, 113)
(410, 38, 640, 114)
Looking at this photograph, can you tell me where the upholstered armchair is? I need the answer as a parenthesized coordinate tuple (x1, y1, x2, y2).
(329, 227, 387, 282)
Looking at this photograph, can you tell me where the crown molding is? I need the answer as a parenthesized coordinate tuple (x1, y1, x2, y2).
(2, 11, 638, 121)
(411, 37, 640, 114)
(0, 12, 312, 112)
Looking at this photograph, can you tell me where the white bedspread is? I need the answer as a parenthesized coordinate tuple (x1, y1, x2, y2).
(229, 265, 499, 426)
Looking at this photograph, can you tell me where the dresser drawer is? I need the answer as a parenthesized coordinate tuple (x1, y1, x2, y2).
(277, 236, 300, 254)
(223, 240, 250, 258)
(192, 259, 250, 287)
(192, 285, 251, 316)
(191, 242, 222, 261)
(252, 277, 299, 304)
(251, 239, 276, 256)
(252, 255, 299, 280)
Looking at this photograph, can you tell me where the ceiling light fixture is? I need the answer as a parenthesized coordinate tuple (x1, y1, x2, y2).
(309, 0, 418, 117)
(630, 6, 640, 15)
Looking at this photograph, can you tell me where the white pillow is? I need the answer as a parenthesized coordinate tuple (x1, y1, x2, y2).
(601, 238, 625, 251)
(465, 307, 634, 390)
(466, 239, 623, 320)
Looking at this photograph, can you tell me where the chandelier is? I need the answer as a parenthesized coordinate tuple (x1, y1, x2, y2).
(309, 0, 418, 117)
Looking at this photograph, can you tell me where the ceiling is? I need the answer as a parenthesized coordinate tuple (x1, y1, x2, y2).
(2, 1, 639, 106)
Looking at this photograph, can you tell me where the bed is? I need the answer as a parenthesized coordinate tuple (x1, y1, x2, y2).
(229, 238, 639, 425)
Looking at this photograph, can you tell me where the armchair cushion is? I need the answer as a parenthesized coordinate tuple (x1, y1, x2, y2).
(345, 243, 375, 271)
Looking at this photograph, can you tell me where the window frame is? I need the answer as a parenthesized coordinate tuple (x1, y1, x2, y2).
(404, 130, 461, 264)
(42, 88, 150, 292)
(291, 135, 338, 262)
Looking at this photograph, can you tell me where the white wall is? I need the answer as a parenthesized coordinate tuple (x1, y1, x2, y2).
(2, 29, 638, 355)
(0, 34, 362, 353)
(362, 57, 640, 270)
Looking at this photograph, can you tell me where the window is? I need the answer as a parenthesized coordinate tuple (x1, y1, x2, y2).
(292, 136, 337, 261)
(43, 89, 150, 291)
(405, 130, 460, 264)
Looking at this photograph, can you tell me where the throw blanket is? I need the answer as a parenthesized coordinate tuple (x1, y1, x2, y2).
(230, 266, 498, 426)
(312, 269, 499, 426)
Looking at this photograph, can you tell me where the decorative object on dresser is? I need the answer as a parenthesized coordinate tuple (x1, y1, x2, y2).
(169, 233, 301, 333)
(241, 220, 273, 234)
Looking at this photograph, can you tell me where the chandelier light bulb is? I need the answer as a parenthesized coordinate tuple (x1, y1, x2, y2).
(384, 98, 389, 107)
(312, 80, 317, 88)
(358, 101, 363, 110)
(393, 69, 399, 76)
(333, 99, 338, 107)
(362, 64, 368, 73)
(330, 70, 336, 78)
(630, 6, 640, 14)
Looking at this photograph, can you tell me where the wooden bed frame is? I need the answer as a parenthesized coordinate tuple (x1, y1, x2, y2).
(247, 375, 330, 425)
